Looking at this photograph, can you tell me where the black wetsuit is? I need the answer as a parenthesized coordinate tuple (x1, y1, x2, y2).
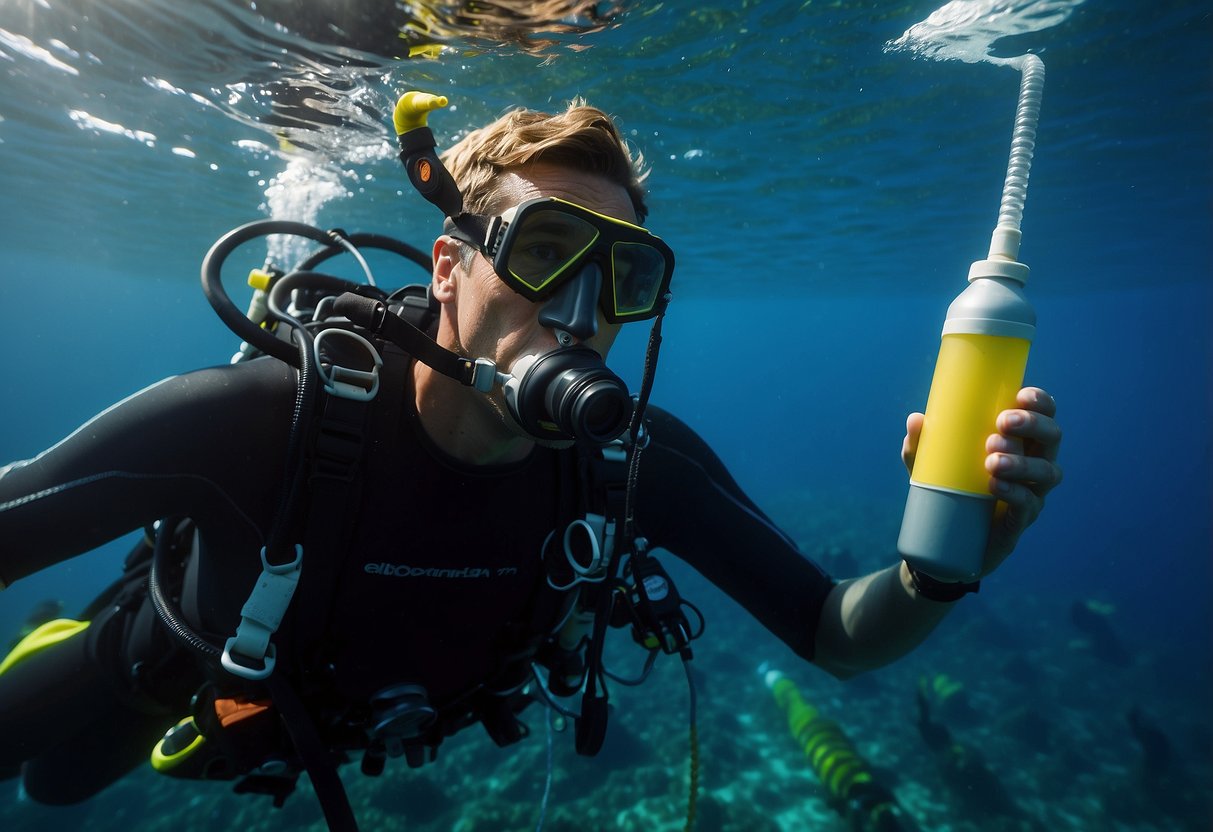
(0, 354, 833, 802)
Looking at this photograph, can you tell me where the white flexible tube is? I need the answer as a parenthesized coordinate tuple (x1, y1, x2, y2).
(989, 54, 1046, 261)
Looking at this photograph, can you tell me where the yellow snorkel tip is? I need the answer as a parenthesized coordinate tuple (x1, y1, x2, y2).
(394, 91, 464, 217)
(394, 91, 449, 136)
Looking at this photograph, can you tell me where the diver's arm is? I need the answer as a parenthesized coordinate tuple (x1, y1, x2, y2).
(636, 407, 836, 662)
(0, 359, 293, 587)
(812, 387, 1063, 679)
(812, 563, 953, 679)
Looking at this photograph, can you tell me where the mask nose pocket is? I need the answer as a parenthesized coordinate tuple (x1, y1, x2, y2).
(538, 261, 602, 340)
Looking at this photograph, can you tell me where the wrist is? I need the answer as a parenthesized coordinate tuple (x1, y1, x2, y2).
(901, 560, 981, 603)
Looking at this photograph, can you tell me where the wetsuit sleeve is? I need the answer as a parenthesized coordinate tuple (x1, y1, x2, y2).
(0, 358, 295, 588)
(635, 406, 835, 662)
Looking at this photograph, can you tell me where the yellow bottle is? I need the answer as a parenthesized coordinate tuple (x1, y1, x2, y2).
(898, 228, 1035, 581)
(899, 54, 1046, 584)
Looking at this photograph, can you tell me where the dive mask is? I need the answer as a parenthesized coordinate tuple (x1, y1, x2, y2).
(446, 197, 675, 324)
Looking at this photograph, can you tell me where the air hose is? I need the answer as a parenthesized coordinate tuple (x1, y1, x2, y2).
(201, 220, 341, 365)
(148, 518, 219, 659)
(995, 54, 1045, 241)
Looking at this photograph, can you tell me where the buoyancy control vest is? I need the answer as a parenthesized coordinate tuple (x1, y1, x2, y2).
(145, 220, 701, 831)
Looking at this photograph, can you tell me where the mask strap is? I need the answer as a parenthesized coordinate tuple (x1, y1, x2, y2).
(332, 293, 502, 394)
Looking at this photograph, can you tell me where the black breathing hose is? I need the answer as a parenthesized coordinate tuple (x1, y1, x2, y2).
(200, 220, 345, 365)
(148, 518, 221, 659)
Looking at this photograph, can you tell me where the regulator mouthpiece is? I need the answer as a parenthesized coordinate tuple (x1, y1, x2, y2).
(502, 347, 634, 445)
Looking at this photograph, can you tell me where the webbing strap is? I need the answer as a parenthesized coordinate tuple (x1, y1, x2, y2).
(266, 672, 359, 832)
(332, 293, 500, 392)
(290, 348, 409, 674)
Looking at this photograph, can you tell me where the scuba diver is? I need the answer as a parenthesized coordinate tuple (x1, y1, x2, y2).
(0, 92, 1063, 829)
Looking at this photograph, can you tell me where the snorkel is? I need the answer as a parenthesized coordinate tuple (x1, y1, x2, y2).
(362, 90, 669, 446)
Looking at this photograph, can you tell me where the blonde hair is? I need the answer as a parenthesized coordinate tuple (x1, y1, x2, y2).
(440, 101, 650, 222)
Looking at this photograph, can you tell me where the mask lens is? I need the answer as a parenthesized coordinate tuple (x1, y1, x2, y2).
(610, 242, 667, 317)
(507, 209, 599, 293)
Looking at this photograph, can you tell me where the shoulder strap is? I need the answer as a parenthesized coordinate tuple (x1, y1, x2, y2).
(285, 286, 432, 678)
(288, 339, 412, 678)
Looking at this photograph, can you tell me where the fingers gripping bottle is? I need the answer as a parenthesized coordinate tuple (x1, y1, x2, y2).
(898, 55, 1045, 582)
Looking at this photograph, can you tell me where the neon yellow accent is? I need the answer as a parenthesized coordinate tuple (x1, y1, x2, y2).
(772, 675, 882, 802)
(770, 671, 903, 827)
(248, 269, 273, 291)
(826, 757, 863, 795)
(408, 44, 444, 60)
(509, 230, 599, 293)
(393, 91, 449, 136)
(150, 716, 205, 772)
(546, 196, 649, 232)
(772, 676, 819, 721)
(911, 332, 1031, 496)
(806, 744, 832, 769)
(0, 619, 89, 676)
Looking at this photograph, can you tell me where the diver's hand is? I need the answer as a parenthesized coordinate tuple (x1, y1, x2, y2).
(901, 387, 1063, 575)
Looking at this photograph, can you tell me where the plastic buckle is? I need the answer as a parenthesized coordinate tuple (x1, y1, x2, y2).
(222, 638, 277, 681)
(470, 357, 499, 393)
(564, 514, 613, 580)
(222, 545, 303, 681)
(547, 514, 615, 592)
(628, 551, 692, 656)
(314, 329, 383, 401)
(600, 438, 627, 464)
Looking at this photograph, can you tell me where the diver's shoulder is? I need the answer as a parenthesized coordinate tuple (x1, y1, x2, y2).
(643, 403, 685, 432)
(643, 404, 710, 451)
(127, 357, 296, 420)
(169, 356, 295, 397)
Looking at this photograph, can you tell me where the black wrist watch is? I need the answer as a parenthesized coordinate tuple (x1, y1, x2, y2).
(904, 561, 981, 602)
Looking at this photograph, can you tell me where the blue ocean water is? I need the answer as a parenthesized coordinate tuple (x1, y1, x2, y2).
(1, 1, 1210, 830)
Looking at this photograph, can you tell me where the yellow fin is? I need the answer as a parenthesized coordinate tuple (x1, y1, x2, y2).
(0, 618, 89, 676)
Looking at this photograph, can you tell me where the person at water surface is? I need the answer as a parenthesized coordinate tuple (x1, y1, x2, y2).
(0, 99, 1062, 824)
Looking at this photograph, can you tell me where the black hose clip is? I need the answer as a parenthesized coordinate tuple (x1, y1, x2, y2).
(619, 542, 694, 659)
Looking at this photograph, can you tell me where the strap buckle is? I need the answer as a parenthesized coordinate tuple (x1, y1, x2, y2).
(222, 545, 303, 680)
(314, 328, 383, 401)
(545, 513, 615, 592)
(470, 357, 500, 393)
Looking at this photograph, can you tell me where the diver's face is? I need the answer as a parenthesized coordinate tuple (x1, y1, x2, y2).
(437, 162, 628, 392)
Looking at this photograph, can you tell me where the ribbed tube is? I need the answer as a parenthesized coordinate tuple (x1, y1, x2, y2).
(995, 54, 1046, 234)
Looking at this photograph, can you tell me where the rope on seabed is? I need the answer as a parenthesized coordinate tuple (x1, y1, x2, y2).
(683, 657, 699, 832)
